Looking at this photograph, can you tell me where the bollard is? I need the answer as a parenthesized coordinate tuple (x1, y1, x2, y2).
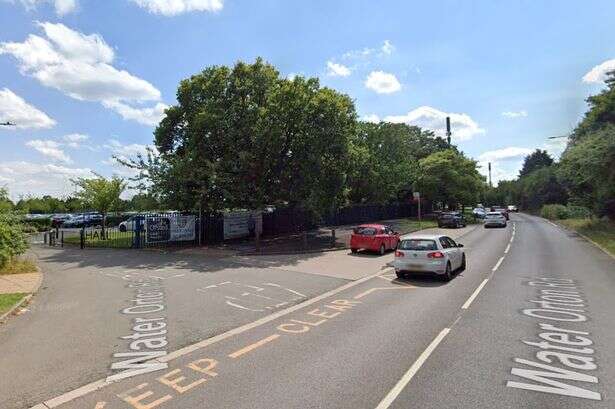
(331, 229, 336, 248)
(61, 230, 64, 248)
(43, 232, 48, 245)
(80, 228, 85, 250)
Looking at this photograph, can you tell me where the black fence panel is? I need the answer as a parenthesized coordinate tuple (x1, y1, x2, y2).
(201, 213, 224, 245)
(262, 207, 315, 237)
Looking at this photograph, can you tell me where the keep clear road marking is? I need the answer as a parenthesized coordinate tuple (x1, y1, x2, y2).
(374, 328, 451, 409)
(33, 267, 396, 409)
(461, 279, 489, 310)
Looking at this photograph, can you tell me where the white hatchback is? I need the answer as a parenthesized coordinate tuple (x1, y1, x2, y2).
(392, 234, 466, 281)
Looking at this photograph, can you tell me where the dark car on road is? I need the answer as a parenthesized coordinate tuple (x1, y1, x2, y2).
(437, 212, 467, 228)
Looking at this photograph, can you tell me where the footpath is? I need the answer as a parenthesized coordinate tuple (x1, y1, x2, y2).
(0, 265, 42, 321)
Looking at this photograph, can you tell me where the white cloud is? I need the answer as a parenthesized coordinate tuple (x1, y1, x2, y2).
(0, 160, 91, 199)
(582, 59, 615, 84)
(131, 0, 223, 16)
(0, 88, 56, 129)
(26, 139, 72, 163)
(382, 40, 395, 55)
(544, 137, 568, 159)
(105, 138, 155, 157)
(478, 147, 533, 162)
(103, 101, 168, 126)
(10, 0, 77, 15)
(0, 22, 164, 125)
(326, 61, 351, 77)
(384, 106, 484, 141)
(502, 110, 527, 118)
(365, 71, 401, 94)
(361, 114, 380, 123)
(62, 132, 90, 148)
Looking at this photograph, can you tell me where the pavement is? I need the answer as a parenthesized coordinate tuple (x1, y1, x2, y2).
(2, 214, 614, 408)
(0, 271, 42, 294)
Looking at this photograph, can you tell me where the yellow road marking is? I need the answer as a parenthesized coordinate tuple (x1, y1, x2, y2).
(228, 334, 281, 359)
(353, 286, 415, 300)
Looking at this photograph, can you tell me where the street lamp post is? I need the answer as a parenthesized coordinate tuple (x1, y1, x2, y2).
(0, 121, 16, 127)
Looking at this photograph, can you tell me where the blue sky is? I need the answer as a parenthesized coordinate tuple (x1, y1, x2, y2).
(1, 0, 614, 199)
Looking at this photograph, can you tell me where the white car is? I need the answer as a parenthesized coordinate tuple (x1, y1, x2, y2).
(393, 234, 466, 281)
(484, 212, 507, 228)
(119, 216, 144, 232)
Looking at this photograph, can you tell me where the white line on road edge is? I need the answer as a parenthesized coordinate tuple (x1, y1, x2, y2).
(504, 243, 511, 254)
(492, 256, 505, 272)
(374, 328, 450, 409)
(461, 279, 489, 310)
(34, 267, 394, 409)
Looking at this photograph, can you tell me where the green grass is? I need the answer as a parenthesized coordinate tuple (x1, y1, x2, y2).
(0, 293, 27, 315)
(64, 232, 134, 248)
(0, 258, 37, 275)
(392, 219, 438, 233)
(557, 218, 615, 256)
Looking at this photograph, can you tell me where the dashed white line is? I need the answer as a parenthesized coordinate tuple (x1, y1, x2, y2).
(374, 328, 450, 409)
(504, 243, 511, 254)
(492, 256, 505, 272)
(461, 279, 489, 310)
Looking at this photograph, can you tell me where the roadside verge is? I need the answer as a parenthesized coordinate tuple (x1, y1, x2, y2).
(0, 266, 43, 323)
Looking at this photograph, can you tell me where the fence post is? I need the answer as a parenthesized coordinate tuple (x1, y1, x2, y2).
(61, 230, 64, 248)
(331, 228, 336, 248)
(80, 228, 84, 249)
(43, 232, 48, 245)
(49, 230, 54, 246)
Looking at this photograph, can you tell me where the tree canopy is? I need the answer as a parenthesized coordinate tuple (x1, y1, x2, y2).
(72, 174, 126, 233)
(518, 149, 554, 178)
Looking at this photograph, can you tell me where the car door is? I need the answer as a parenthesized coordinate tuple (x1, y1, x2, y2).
(444, 236, 461, 269)
(438, 236, 453, 265)
(384, 226, 395, 249)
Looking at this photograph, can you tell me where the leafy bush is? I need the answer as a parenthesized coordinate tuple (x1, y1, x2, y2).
(566, 205, 591, 219)
(541, 204, 569, 220)
(0, 213, 29, 269)
(24, 217, 52, 232)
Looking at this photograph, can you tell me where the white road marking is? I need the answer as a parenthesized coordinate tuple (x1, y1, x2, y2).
(461, 279, 489, 310)
(374, 328, 451, 409)
(492, 256, 505, 272)
(505, 243, 511, 254)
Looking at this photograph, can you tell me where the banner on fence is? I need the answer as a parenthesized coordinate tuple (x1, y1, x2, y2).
(223, 211, 262, 240)
(146, 215, 195, 243)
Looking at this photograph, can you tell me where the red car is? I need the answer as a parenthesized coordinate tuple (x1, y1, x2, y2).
(350, 224, 400, 255)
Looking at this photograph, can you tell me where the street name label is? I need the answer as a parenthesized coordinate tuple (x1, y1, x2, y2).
(507, 277, 602, 401)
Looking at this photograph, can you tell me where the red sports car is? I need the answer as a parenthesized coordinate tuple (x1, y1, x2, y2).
(350, 224, 400, 255)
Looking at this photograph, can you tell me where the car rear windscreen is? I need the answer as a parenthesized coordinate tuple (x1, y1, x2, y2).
(399, 239, 437, 251)
(354, 227, 377, 235)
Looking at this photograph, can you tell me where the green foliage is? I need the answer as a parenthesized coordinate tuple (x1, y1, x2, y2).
(122, 58, 356, 216)
(541, 204, 569, 220)
(15, 195, 83, 214)
(518, 149, 554, 178)
(574, 70, 615, 139)
(24, 217, 52, 232)
(0, 187, 13, 212)
(558, 125, 615, 218)
(0, 213, 29, 269)
(566, 205, 591, 219)
(416, 149, 484, 209)
(72, 174, 127, 234)
(519, 167, 568, 210)
(347, 122, 449, 204)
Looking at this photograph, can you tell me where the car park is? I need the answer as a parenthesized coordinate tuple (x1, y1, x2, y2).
(484, 211, 507, 228)
(393, 234, 466, 281)
(350, 224, 400, 255)
(437, 212, 467, 228)
(51, 214, 72, 227)
(507, 205, 518, 212)
(119, 215, 144, 232)
(493, 207, 510, 220)
(472, 207, 486, 219)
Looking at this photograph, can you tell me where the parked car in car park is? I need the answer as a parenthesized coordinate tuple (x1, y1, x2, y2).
(393, 234, 466, 281)
(350, 224, 400, 255)
(62, 213, 103, 228)
(437, 212, 466, 228)
(507, 205, 518, 212)
(51, 214, 72, 227)
(493, 207, 510, 220)
(119, 215, 144, 232)
(484, 212, 507, 228)
(472, 207, 486, 219)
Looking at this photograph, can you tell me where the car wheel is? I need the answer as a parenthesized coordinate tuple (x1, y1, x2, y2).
(396, 271, 405, 279)
(351, 248, 358, 254)
(443, 262, 452, 281)
(379, 244, 385, 256)
(460, 254, 466, 271)
(119, 225, 126, 232)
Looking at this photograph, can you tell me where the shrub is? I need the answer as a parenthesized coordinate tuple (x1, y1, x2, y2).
(566, 205, 591, 219)
(541, 204, 569, 220)
(0, 213, 29, 269)
(24, 217, 52, 232)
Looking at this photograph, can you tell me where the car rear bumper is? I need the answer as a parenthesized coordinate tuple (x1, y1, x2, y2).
(484, 221, 506, 227)
(392, 259, 446, 274)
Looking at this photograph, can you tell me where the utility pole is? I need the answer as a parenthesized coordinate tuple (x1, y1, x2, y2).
(446, 117, 451, 146)
(488, 162, 492, 188)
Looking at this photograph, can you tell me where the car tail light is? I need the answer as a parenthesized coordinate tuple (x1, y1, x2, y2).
(427, 251, 444, 259)
(395, 251, 404, 257)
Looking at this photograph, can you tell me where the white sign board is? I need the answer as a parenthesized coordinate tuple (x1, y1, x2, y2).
(223, 211, 262, 240)
(146, 215, 195, 243)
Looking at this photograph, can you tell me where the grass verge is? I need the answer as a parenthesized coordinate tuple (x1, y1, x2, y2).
(557, 218, 615, 257)
(393, 219, 438, 233)
(0, 258, 37, 275)
(64, 233, 134, 248)
(0, 293, 27, 315)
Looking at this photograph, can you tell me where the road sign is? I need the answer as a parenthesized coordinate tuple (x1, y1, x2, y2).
(413, 192, 420, 199)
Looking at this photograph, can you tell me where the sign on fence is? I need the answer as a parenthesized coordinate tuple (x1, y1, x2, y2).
(223, 211, 262, 240)
(146, 215, 195, 243)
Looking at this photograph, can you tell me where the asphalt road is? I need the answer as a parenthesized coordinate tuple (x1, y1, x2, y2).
(4, 214, 614, 409)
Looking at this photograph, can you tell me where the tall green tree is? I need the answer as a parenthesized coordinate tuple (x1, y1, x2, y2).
(518, 149, 554, 177)
(574, 70, 615, 139)
(72, 174, 126, 237)
(416, 149, 484, 209)
(124, 58, 356, 217)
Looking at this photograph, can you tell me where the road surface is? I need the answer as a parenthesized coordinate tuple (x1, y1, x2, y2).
(2, 214, 614, 408)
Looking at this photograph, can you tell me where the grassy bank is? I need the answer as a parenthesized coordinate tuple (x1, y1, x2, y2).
(0, 293, 26, 315)
(0, 258, 37, 275)
(557, 218, 615, 257)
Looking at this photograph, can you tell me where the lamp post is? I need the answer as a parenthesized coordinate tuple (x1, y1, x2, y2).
(0, 121, 16, 127)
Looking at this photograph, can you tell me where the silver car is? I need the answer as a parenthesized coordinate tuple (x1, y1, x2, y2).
(484, 212, 507, 228)
(392, 234, 466, 281)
